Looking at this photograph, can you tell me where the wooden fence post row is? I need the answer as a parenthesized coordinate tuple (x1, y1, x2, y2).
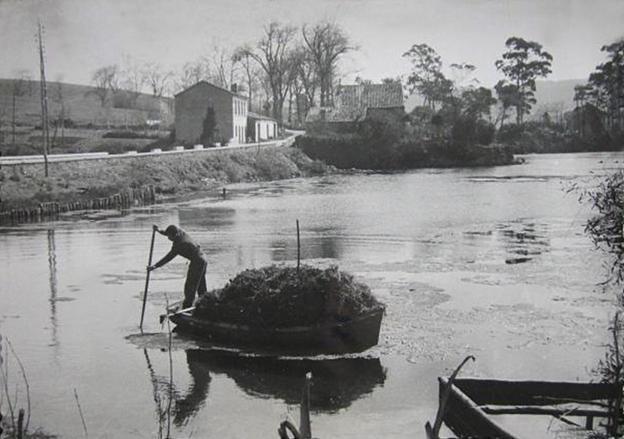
(0, 185, 157, 225)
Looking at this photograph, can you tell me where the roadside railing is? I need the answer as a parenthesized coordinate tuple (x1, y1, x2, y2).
(0, 134, 300, 166)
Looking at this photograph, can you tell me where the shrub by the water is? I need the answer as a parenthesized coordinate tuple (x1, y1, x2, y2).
(194, 264, 383, 328)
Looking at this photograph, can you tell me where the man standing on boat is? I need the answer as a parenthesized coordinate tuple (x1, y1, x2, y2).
(148, 225, 208, 309)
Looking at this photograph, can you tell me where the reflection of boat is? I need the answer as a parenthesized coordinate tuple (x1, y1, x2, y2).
(433, 377, 619, 439)
(168, 306, 384, 355)
(182, 349, 386, 413)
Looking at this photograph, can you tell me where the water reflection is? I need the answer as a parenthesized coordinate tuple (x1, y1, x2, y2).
(170, 349, 386, 425)
(144, 348, 175, 438)
(497, 221, 550, 264)
(47, 229, 59, 351)
(270, 236, 343, 261)
(461, 220, 551, 265)
(178, 207, 237, 229)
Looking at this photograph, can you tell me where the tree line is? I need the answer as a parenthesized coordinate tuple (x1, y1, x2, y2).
(89, 21, 356, 126)
(402, 36, 553, 144)
(574, 40, 624, 137)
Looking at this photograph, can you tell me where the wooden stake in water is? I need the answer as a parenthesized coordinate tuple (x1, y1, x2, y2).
(17, 409, 24, 439)
(296, 219, 301, 272)
(140, 227, 157, 331)
(299, 372, 312, 439)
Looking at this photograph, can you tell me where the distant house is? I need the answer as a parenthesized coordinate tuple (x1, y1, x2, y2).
(305, 81, 405, 132)
(247, 112, 278, 142)
(175, 81, 248, 145)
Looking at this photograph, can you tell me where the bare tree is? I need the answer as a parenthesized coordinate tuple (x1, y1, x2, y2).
(0, 107, 7, 147)
(204, 43, 239, 89)
(294, 48, 318, 119)
(302, 21, 355, 107)
(173, 60, 209, 93)
(51, 75, 67, 148)
(284, 47, 310, 125)
(233, 45, 260, 110)
(10, 70, 32, 149)
(143, 62, 173, 97)
(89, 65, 119, 106)
(242, 22, 298, 123)
(119, 56, 147, 108)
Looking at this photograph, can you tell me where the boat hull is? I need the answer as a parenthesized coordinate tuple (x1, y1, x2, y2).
(439, 377, 619, 439)
(169, 307, 384, 355)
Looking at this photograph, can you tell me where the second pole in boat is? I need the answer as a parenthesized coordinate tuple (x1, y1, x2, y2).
(140, 225, 157, 331)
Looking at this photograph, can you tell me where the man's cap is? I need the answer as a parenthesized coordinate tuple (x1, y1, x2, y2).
(164, 225, 179, 237)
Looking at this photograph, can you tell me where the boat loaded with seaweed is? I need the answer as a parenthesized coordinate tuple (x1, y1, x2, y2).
(164, 264, 385, 355)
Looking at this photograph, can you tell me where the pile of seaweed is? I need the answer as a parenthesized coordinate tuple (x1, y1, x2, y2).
(194, 264, 383, 328)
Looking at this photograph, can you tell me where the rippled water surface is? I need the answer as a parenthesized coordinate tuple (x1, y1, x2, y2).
(1, 152, 623, 438)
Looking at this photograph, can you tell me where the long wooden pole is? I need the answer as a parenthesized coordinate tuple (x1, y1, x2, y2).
(140, 227, 157, 331)
(37, 20, 49, 177)
(296, 219, 300, 272)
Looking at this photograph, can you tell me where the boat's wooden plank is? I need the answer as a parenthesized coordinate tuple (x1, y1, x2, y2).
(453, 378, 619, 405)
(479, 404, 611, 418)
(441, 378, 518, 439)
(440, 378, 621, 439)
(430, 356, 475, 438)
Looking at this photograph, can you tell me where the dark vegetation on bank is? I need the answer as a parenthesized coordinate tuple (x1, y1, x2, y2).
(0, 146, 329, 217)
(300, 109, 515, 170)
(298, 109, 621, 172)
(497, 120, 621, 154)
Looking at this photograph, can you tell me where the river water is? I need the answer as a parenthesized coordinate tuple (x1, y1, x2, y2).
(1, 152, 623, 438)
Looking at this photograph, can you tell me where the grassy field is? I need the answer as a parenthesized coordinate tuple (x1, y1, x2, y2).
(0, 78, 174, 156)
(0, 78, 173, 127)
(0, 146, 329, 212)
(0, 126, 170, 156)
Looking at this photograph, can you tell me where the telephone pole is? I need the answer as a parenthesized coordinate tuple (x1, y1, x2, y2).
(37, 20, 50, 177)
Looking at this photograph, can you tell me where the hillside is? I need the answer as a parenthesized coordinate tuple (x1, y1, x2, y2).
(0, 78, 174, 128)
(529, 79, 584, 120)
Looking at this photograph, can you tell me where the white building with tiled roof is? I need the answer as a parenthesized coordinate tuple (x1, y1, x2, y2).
(247, 112, 278, 142)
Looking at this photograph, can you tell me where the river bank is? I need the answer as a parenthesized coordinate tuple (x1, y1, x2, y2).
(0, 136, 519, 223)
(296, 134, 517, 170)
(0, 145, 329, 222)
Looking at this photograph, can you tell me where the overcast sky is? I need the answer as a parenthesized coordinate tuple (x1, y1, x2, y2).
(2, 0, 624, 90)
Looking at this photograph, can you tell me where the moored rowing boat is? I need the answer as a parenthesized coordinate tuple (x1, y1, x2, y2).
(436, 377, 620, 439)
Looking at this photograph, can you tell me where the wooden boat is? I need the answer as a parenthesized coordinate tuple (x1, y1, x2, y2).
(433, 376, 621, 439)
(166, 305, 385, 355)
